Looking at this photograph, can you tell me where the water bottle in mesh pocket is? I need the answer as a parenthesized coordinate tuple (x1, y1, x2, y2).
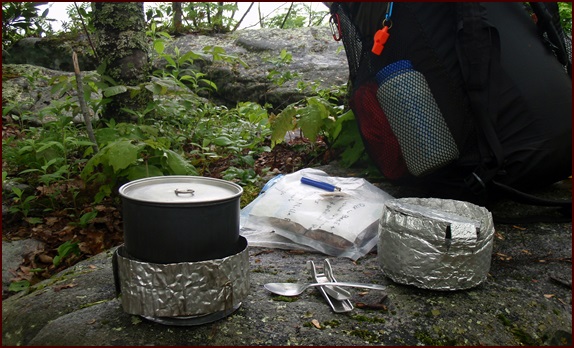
(375, 60, 459, 177)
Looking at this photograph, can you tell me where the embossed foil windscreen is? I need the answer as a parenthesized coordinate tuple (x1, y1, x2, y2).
(377, 198, 494, 291)
(114, 237, 250, 324)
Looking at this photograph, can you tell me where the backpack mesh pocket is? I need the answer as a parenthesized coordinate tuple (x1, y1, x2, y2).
(375, 60, 459, 177)
(350, 82, 408, 180)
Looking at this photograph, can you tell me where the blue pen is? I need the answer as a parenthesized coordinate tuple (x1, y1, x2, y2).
(301, 177, 341, 192)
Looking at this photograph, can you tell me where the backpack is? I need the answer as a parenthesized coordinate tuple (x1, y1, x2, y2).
(328, 2, 572, 223)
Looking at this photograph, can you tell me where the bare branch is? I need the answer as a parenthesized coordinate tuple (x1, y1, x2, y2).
(72, 51, 99, 154)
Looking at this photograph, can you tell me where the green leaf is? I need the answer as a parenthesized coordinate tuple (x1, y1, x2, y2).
(94, 184, 112, 204)
(126, 164, 164, 180)
(270, 105, 297, 147)
(153, 39, 165, 54)
(178, 50, 201, 64)
(100, 74, 117, 86)
(74, 140, 99, 147)
(103, 85, 127, 98)
(36, 140, 65, 154)
(158, 32, 172, 40)
(53, 240, 80, 266)
(241, 155, 255, 167)
(11, 186, 23, 197)
(8, 280, 30, 293)
(331, 109, 355, 140)
(128, 85, 142, 99)
(18, 168, 41, 175)
(162, 150, 197, 175)
(179, 75, 197, 83)
(298, 99, 328, 142)
(333, 117, 366, 167)
(57, 240, 79, 256)
(105, 140, 143, 173)
(212, 136, 233, 147)
(83, 88, 92, 102)
(79, 211, 97, 226)
(164, 56, 176, 68)
(199, 79, 217, 91)
(96, 62, 107, 75)
(23, 196, 36, 204)
(339, 139, 365, 168)
(82, 139, 143, 179)
(94, 128, 119, 146)
(24, 217, 43, 225)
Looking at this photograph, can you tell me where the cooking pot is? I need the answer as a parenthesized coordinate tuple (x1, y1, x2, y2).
(119, 176, 243, 263)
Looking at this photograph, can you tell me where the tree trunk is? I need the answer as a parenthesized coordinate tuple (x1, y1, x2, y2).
(173, 2, 182, 35)
(93, 2, 151, 123)
(213, 2, 224, 32)
(258, 3, 264, 28)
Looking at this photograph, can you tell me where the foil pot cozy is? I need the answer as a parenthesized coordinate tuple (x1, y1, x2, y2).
(377, 198, 494, 291)
(114, 236, 250, 319)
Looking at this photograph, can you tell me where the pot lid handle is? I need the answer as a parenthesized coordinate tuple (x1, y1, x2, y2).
(174, 189, 195, 196)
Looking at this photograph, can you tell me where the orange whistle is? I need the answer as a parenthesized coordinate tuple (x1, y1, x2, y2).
(371, 26, 390, 55)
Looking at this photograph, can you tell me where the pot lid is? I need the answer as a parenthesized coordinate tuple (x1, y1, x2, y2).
(119, 176, 242, 204)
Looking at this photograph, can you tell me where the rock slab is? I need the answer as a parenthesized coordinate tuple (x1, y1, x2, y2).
(2, 165, 571, 346)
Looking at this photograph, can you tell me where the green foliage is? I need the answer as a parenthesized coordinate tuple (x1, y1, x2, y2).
(265, 3, 329, 29)
(558, 2, 572, 33)
(2, 9, 359, 240)
(268, 80, 366, 169)
(58, 2, 94, 35)
(1, 2, 53, 50)
(270, 96, 338, 146)
(7, 186, 37, 218)
(81, 131, 198, 202)
(330, 110, 366, 168)
(265, 49, 299, 86)
(222, 167, 258, 186)
(146, 2, 240, 34)
(183, 2, 239, 32)
(8, 280, 30, 293)
(149, 36, 247, 97)
(77, 211, 98, 228)
(53, 240, 81, 267)
(203, 45, 249, 68)
(49, 70, 110, 121)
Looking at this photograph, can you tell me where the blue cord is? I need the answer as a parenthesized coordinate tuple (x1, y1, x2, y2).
(385, 2, 394, 21)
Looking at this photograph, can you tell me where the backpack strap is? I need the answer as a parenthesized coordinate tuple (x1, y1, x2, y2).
(456, 3, 571, 223)
(455, 3, 503, 200)
(491, 180, 572, 224)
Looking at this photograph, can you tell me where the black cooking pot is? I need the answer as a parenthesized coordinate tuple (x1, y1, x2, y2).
(119, 176, 243, 263)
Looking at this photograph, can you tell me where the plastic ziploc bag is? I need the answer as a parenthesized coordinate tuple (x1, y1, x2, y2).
(240, 168, 394, 260)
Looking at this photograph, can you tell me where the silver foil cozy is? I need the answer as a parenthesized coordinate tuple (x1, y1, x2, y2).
(115, 236, 249, 319)
(377, 198, 494, 291)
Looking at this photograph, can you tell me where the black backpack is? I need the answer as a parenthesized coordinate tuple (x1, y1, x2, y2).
(328, 2, 572, 223)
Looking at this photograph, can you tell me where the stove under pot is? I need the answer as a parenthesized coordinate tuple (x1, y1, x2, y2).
(113, 236, 250, 326)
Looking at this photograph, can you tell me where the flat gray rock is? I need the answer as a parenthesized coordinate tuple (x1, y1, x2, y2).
(2, 239, 45, 299)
